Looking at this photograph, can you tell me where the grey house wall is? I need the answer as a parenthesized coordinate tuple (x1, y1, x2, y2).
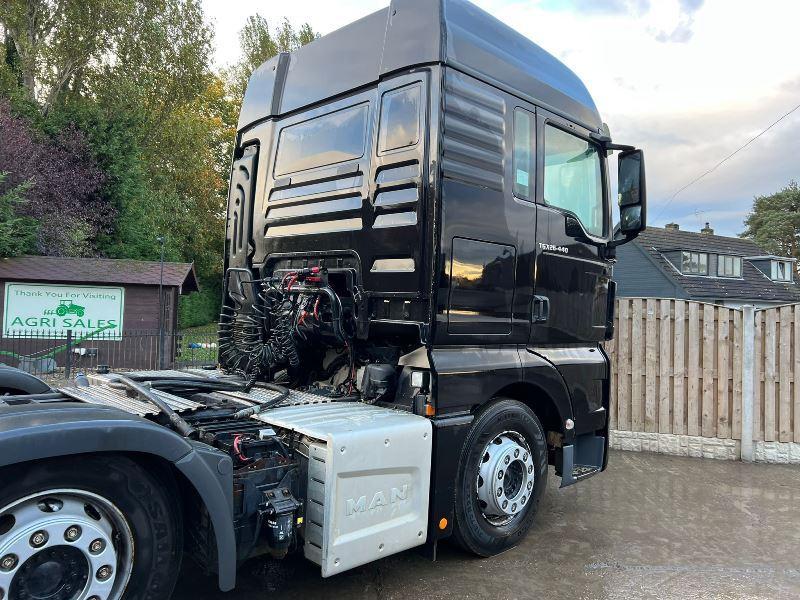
(614, 243, 686, 299)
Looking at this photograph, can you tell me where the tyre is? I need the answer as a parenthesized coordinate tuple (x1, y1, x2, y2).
(452, 398, 548, 557)
(0, 455, 182, 600)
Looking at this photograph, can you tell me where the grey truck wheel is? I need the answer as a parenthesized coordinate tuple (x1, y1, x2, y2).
(0, 455, 182, 600)
(452, 398, 548, 557)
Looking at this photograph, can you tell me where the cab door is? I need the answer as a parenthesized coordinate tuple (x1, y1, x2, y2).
(530, 109, 613, 345)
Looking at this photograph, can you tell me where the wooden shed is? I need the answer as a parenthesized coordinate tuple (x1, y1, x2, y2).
(0, 256, 199, 372)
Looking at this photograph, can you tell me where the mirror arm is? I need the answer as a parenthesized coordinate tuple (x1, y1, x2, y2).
(604, 142, 636, 152)
(588, 132, 636, 153)
(606, 234, 635, 249)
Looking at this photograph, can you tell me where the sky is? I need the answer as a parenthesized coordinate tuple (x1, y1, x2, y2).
(201, 0, 800, 236)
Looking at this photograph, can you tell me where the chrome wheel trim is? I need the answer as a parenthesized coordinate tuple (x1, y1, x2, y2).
(0, 489, 134, 600)
(476, 431, 535, 526)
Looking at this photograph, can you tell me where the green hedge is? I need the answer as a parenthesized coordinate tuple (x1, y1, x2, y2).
(178, 284, 220, 329)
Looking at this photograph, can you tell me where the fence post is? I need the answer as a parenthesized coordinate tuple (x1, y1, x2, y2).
(65, 329, 73, 381)
(741, 305, 755, 462)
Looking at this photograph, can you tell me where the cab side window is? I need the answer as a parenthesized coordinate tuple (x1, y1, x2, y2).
(378, 84, 421, 154)
(513, 109, 535, 200)
(543, 125, 604, 237)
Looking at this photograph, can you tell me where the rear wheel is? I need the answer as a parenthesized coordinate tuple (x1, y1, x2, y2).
(452, 398, 548, 556)
(0, 455, 182, 600)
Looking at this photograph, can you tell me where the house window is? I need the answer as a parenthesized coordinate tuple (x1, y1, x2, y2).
(772, 260, 793, 282)
(717, 255, 742, 278)
(681, 251, 708, 275)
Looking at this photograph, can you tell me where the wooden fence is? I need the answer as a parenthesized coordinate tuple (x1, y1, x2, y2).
(605, 298, 800, 444)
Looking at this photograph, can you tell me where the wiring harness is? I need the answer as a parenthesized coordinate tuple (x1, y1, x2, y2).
(218, 267, 352, 386)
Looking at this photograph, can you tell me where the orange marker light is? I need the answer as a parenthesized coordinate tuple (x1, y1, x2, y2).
(424, 403, 436, 416)
(439, 518, 448, 530)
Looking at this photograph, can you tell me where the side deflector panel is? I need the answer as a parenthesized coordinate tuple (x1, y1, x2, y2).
(441, 69, 506, 191)
(226, 145, 258, 270)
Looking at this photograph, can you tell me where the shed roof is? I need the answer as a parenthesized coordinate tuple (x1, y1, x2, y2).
(0, 256, 199, 293)
(631, 228, 800, 303)
(239, 0, 601, 132)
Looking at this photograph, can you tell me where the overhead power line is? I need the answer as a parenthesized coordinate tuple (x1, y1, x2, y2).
(653, 100, 800, 223)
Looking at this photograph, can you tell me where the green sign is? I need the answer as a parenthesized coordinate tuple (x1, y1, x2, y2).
(3, 283, 125, 340)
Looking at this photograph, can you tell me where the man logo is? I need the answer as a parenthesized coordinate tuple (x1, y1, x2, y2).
(346, 485, 409, 516)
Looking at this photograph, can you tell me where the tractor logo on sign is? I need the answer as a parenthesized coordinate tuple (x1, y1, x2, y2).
(45, 300, 86, 318)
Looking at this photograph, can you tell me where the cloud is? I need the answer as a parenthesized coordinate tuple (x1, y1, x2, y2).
(679, 0, 705, 11)
(621, 89, 800, 234)
(780, 77, 800, 93)
(654, 17, 694, 44)
(653, 0, 705, 43)
(568, 0, 650, 15)
(654, 20, 695, 43)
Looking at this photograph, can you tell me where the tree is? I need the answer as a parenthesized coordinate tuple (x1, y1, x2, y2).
(0, 0, 136, 112)
(741, 181, 800, 264)
(0, 100, 112, 256)
(0, 2, 320, 326)
(92, 0, 213, 143)
(0, 173, 38, 257)
(227, 15, 317, 101)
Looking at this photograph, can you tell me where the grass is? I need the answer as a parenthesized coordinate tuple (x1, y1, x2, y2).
(178, 322, 219, 365)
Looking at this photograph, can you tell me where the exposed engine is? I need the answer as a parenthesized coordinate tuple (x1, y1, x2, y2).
(218, 267, 362, 393)
(184, 406, 304, 561)
(217, 265, 415, 407)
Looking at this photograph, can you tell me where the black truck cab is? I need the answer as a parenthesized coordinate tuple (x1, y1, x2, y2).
(221, 0, 646, 554)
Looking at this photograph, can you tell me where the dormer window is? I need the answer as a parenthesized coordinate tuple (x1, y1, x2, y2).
(717, 255, 742, 278)
(772, 260, 793, 282)
(681, 251, 708, 275)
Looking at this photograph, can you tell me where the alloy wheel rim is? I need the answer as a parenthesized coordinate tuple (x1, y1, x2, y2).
(0, 489, 134, 600)
(476, 431, 535, 526)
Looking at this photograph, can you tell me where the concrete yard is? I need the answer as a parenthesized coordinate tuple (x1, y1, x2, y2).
(173, 451, 800, 600)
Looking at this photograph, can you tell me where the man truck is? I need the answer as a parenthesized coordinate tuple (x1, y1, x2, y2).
(0, 1, 646, 598)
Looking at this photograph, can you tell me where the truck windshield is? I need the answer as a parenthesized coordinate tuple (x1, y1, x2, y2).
(543, 125, 604, 237)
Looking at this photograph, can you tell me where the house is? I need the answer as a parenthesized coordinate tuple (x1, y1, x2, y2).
(613, 223, 800, 308)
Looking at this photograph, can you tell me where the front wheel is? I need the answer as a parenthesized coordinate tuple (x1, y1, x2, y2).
(452, 398, 548, 557)
(0, 455, 182, 600)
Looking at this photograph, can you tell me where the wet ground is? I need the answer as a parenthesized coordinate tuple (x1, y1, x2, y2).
(173, 451, 800, 600)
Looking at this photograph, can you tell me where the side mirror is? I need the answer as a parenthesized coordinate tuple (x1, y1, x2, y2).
(617, 149, 646, 236)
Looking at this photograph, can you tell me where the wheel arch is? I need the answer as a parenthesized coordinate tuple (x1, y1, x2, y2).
(0, 366, 52, 395)
(0, 403, 237, 592)
(496, 381, 571, 433)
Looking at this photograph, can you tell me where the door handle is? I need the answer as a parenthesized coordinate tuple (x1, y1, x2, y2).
(532, 295, 550, 323)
